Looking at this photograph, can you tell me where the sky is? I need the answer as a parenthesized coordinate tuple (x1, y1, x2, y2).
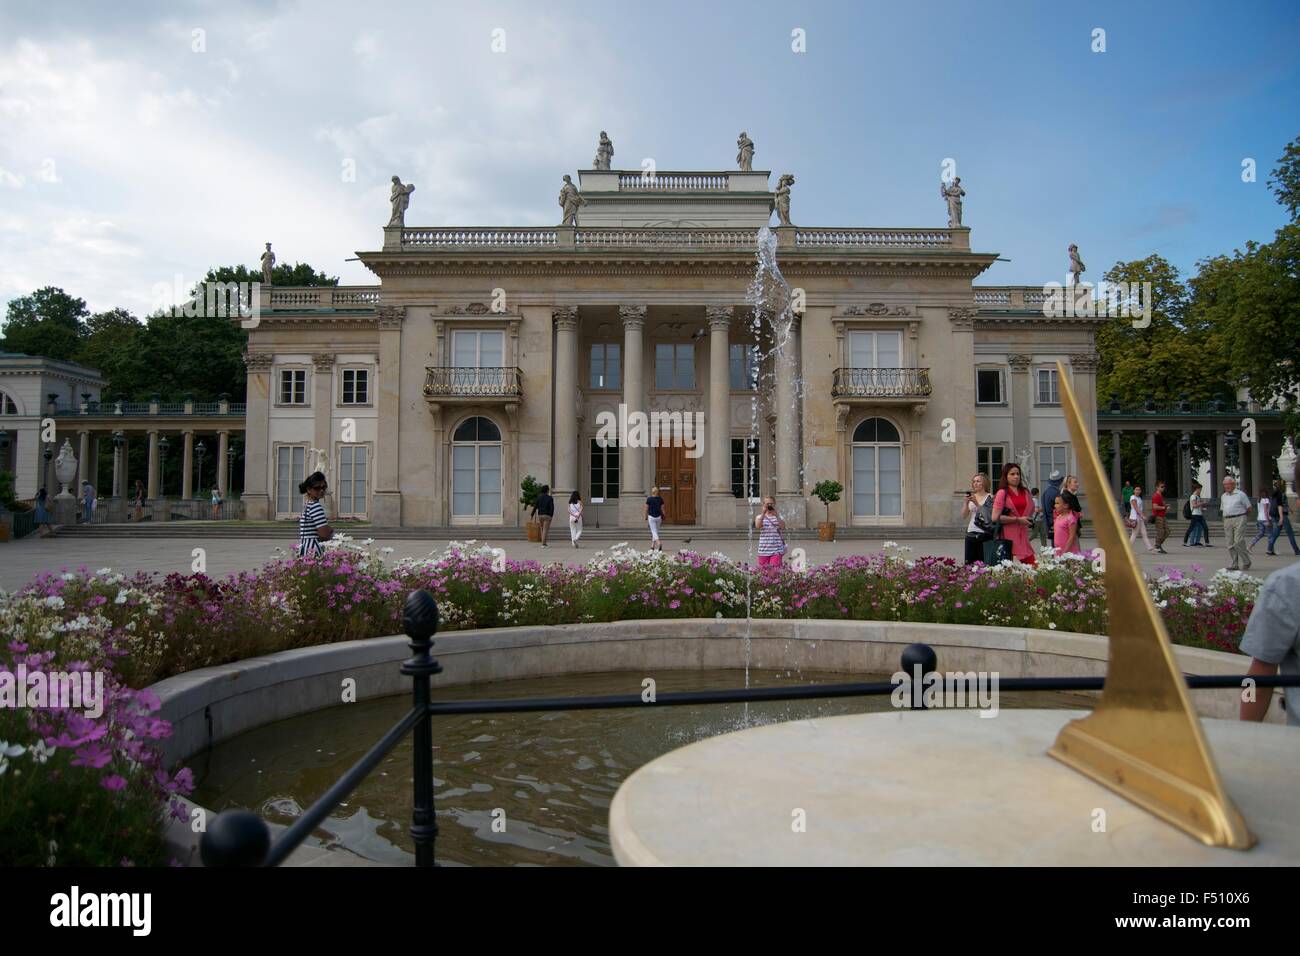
(1, 0, 1297, 317)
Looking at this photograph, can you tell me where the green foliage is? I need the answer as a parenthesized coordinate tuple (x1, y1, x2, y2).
(0, 287, 89, 360)
(1268, 135, 1300, 223)
(0, 470, 15, 508)
(519, 474, 542, 510)
(812, 479, 842, 521)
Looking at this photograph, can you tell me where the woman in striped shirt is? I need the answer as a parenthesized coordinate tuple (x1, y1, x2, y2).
(754, 496, 787, 570)
(297, 471, 333, 557)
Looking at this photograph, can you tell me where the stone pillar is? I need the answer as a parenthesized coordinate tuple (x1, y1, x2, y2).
(1215, 430, 1226, 498)
(1008, 354, 1032, 479)
(1067, 353, 1099, 515)
(111, 434, 123, 501)
(312, 352, 336, 517)
(552, 306, 580, 500)
(217, 430, 230, 497)
(618, 306, 647, 526)
(182, 430, 194, 500)
(773, 312, 805, 525)
(1110, 429, 1122, 502)
(147, 429, 160, 501)
(705, 306, 737, 527)
(241, 352, 273, 519)
(1145, 429, 1157, 499)
(1250, 430, 1262, 498)
(77, 430, 89, 493)
(372, 307, 404, 525)
(89, 435, 99, 496)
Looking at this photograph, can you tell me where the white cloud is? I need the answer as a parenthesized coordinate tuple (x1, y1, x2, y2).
(0, 167, 24, 188)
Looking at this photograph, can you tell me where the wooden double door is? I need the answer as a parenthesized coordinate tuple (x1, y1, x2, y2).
(654, 446, 697, 525)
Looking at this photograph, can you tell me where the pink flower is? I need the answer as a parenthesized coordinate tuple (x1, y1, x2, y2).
(101, 774, 128, 792)
(72, 743, 113, 769)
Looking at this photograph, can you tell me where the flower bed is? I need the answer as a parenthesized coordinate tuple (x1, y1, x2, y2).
(0, 538, 1259, 866)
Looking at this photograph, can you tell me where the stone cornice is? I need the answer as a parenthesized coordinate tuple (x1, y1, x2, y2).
(376, 305, 404, 329)
(1069, 352, 1101, 372)
(243, 352, 273, 372)
(312, 353, 337, 371)
(1007, 354, 1032, 372)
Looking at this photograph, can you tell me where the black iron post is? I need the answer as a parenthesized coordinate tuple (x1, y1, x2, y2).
(401, 590, 442, 867)
(900, 643, 937, 710)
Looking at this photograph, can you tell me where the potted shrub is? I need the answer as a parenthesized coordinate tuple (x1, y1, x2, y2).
(520, 474, 543, 541)
(812, 479, 842, 542)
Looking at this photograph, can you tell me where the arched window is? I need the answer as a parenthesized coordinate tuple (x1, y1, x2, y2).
(451, 416, 502, 522)
(0, 391, 17, 415)
(851, 417, 902, 520)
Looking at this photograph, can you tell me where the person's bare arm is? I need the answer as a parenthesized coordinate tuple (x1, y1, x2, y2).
(1240, 657, 1280, 722)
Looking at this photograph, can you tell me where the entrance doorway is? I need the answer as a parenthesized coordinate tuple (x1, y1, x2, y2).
(654, 445, 697, 524)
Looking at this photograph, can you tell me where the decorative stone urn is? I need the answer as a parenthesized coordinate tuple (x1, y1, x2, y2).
(1279, 438, 1298, 500)
(54, 439, 78, 497)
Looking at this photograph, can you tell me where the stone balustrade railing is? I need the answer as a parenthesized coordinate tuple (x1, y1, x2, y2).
(575, 228, 757, 248)
(393, 226, 964, 252)
(50, 401, 247, 417)
(616, 172, 730, 190)
(795, 228, 952, 248)
(267, 286, 382, 308)
(401, 228, 559, 248)
(971, 286, 1064, 309)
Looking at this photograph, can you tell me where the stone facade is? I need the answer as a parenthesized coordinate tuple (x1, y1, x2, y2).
(242, 168, 1102, 527)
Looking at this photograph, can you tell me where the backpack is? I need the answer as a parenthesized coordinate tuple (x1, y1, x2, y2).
(1182, 498, 1192, 520)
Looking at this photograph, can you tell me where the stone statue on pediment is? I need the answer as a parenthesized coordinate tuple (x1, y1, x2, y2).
(737, 132, 754, 172)
(593, 131, 614, 170)
(559, 175, 586, 226)
(260, 243, 275, 285)
(388, 176, 415, 227)
(1068, 244, 1086, 285)
(941, 176, 965, 227)
(774, 173, 795, 226)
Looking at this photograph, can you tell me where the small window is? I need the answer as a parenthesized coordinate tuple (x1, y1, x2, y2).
(341, 368, 369, 405)
(730, 438, 760, 498)
(1038, 445, 1068, 484)
(1036, 368, 1060, 405)
(655, 343, 695, 390)
(453, 416, 501, 442)
(976, 369, 1003, 404)
(852, 417, 901, 443)
(590, 438, 620, 499)
(279, 369, 307, 405)
(590, 343, 621, 390)
(977, 445, 1005, 485)
(0, 392, 16, 415)
(730, 344, 759, 390)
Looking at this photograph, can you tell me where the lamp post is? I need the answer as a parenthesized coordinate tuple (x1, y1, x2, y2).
(43, 442, 54, 492)
(195, 441, 207, 497)
(1179, 433, 1191, 504)
(1225, 430, 1238, 481)
(112, 431, 124, 500)
(226, 446, 237, 498)
(159, 435, 170, 497)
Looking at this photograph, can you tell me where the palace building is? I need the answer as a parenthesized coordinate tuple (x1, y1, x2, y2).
(240, 164, 1105, 529)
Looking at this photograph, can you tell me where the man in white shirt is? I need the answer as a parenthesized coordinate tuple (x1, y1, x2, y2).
(1240, 562, 1300, 726)
(1220, 477, 1252, 571)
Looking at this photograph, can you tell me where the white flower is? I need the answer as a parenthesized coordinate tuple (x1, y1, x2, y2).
(0, 741, 24, 776)
(61, 572, 77, 582)
(381, 547, 394, 556)
(43, 596, 65, 609)
(1048, 623, 1057, 630)
(29, 741, 55, 765)
(114, 589, 129, 604)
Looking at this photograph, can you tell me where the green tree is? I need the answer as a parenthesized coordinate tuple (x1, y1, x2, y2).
(1268, 134, 1300, 223)
(0, 287, 89, 359)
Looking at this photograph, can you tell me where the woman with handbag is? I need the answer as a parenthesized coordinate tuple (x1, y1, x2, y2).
(991, 463, 1036, 565)
(961, 473, 995, 564)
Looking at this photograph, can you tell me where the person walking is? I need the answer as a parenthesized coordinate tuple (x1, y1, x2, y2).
(33, 487, 55, 537)
(1127, 484, 1155, 552)
(532, 484, 555, 548)
(1039, 471, 1063, 548)
(296, 471, 332, 557)
(132, 479, 145, 522)
(1121, 481, 1134, 520)
(991, 462, 1036, 565)
(754, 496, 787, 570)
(1052, 494, 1082, 555)
(1184, 482, 1210, 547)
(1267, 479, 1300, 556)
(1150, 480, 1170, 554)
(210, 487, 223, 520)
(567, 491, 584, 548)
(1248, 488, 1273, 553)
(80, 481, 96, 524)
(961, 473, 995, 565)
(1221, 476, 1252, 571)
(1239, 562, 1300, 725)
(644, 486, 667, 551)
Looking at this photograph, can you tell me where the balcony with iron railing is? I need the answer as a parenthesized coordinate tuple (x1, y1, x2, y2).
(832, 368, 933, 402)
(422, 366, 523, 401)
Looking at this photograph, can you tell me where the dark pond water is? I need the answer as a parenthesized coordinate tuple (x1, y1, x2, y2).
(190, 669, 1095, 866)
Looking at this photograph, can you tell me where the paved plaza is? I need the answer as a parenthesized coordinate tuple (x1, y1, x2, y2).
(3, 527, 1296, 592)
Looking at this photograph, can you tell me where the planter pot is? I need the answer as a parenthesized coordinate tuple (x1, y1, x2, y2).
(526, 519, 542, 542)
(818, 521, 836, 542)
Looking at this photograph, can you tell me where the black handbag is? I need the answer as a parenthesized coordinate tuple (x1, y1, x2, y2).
(972, 495, 995, 533)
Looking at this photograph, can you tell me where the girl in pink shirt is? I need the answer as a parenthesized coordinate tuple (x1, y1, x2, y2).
(1052, 495, 1082, 555)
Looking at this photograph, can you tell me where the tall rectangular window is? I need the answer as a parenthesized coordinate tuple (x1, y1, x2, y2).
(337, 445, 368, 516)
(279, 369, 306, 405)
(655, 343, 695, 390)
(730, 438, 760, 498)
(730, 343, 758, 390)
(848, 331, 902, 368)
(341, 368, 369, 405)
(1038, 445, 1069, 485)
(275, 445, 307, 515)
(977, 445, 1005, 486)
(590, 343, 621, 390)
(590, 439, 620, 499)
(976, 368, 1003, 404)
(1036, 368, 1060, 405)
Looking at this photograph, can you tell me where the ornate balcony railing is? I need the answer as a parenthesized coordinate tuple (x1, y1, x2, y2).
(392, 226, 962, 252)
(832, 367, 933, 399)
(267, 286, 381, 308)
(50, 402, 247, 417)
(401, 228, 558, 248)
(616, 171, 730, 190)
(423, 366, 523, 399)
(796, 228, 952, 248)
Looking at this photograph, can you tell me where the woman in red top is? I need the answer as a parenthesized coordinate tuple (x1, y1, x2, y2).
(991, 462, 1036, 565)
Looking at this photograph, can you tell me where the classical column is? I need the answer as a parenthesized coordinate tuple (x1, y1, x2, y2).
(241, 352, 273, 519)
(312, 352, 336, 517)
(704, 306, 737, 527)
(147, 429, 160, 501)
(1250, 429, 1262, 498)
(217, 430, 230, 497)
(182, 430, 194, 500)
(372, 306, 403, 525)
(1068, 353, 1099, 515)
(88, 435, 99, 494)
(1144, 429, 1157, 498)
(618, 306, 647, 526)
(76, 430, 90, 493)
(111, 434, 124, 500)
(1110, 429, 1122, 501)
(1007, 354, 1032, 476)
(552, 306, 580, 500)
(1214, 430, 1226, 496)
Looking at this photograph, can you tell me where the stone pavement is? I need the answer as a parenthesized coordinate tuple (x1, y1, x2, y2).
(2, 527, 1296, 592)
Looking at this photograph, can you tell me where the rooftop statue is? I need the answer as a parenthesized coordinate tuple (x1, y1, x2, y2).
(940, 176, 965, 227)
(774, 173, 795, 226)
(593, 131, 614, 170)
(260, 242, 275, 286)
(736, 132, 754, 172)
(388, 176, 415, 227)
(558, 174, 587, 226)
(1068, 244, 1086, 285)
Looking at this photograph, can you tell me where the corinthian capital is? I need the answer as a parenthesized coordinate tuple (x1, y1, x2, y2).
(1069, 352, 1100, 372)
(1007, 353, 1032, 372)
(243, 351, 273, 372)
(377, 305, 404, 329)
(705, 306, 734, 332)
(552, 305, 580, 331)
(619, 305, 647, 330)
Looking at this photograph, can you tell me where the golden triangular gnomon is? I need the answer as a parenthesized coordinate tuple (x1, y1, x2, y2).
(1048, 361, 1254, 848)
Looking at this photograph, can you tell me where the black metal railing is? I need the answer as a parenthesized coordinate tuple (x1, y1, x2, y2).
(198, 591, 1300, 867)
(832, 367, 932, 399)
(422, 366, 522, 399)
